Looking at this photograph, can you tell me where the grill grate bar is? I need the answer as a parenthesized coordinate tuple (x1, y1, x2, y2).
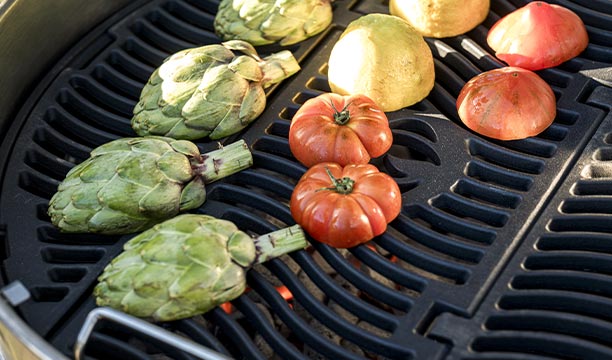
(313, 241, 415, 311)
(498, 290, 612, 323)
(260, 261, 415, 360)
(291, 250, 400, 330)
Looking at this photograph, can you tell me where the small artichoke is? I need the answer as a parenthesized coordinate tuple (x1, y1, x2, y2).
(214, 0, 333, 46)
(48, 137, 253, 234)
(94, 214, 307, 321)
(132, 40, 300, 140)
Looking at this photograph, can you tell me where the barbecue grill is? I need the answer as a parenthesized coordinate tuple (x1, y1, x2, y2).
(0, 0, 611, 359)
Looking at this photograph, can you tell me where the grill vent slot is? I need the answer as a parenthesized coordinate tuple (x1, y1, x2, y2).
(466, 160, 534, 191)
(468, 139, 545, 174)
(30, 286, 69, 302)
(18, 170, 58, 199)
(431, 192, 510, 228)
(40, 246, 106, 264)
(48, 267, 88, 283)
(398, 207, 491, 264)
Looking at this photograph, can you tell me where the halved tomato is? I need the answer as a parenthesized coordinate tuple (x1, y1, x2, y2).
(487, 1, 589, 70)
(456, 67, 556, 140)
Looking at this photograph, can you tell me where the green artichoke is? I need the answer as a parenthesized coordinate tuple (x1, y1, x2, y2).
(214, 0, 333, 46)
(94, 214, 307, 321)
(48, 137, 252, 235)
(131, 40, 300, 140)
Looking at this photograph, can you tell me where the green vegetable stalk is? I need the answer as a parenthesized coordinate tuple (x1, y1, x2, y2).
(214, 0, 333, 46)
(131, 40, 300, 140)
(94, 214, 307, 321)
(48, 137, 253, 234)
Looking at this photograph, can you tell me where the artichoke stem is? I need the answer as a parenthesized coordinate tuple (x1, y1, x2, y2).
(197, 140, 253, 183)
(253, 225, 307, 264)
(259, 51, 301, 89)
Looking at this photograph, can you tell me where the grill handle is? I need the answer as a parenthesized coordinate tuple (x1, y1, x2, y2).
(74, 307, 234, 360)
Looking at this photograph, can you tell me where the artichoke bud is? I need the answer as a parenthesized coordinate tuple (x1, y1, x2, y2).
(48, 138, 253, 235)
(94, 214, 307, 322)
(132, 40, 300, 140)
(214, 0, 333, 46)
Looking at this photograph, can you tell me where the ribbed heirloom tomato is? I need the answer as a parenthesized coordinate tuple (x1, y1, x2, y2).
(288, 93, 392, 167)
(456, 67, 556, 140)
(487, 1, 589, 71)
(290, 163, 401, 248)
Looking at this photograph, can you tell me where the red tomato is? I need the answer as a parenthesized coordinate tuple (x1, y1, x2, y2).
(487, 1, 589, 71)
(456, 67, 556, 140)
(289, 93, 392, 167)
(290, 163, 401, 248)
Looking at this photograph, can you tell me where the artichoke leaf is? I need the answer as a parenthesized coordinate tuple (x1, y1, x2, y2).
(228, 55, 263, 82)
(138, 181, 182, 218)
(157, 150, 194, 183)
(178, 177, 207, 211)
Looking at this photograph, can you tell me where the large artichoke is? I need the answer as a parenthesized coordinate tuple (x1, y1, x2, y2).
(132, 40, 300, 140)
(48, 137, 252, 234)
(94, 214, 307, 321)
(214, 0, 333, 46)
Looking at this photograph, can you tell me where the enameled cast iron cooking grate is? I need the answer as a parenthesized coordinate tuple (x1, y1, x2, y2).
(0, 0, 611, 359)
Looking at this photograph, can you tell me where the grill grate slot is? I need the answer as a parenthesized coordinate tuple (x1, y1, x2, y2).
(471, 332, 612, 360)
(147, 6, 218, 45)
(430, 57, 469, 100)
(376, 233, 471, 284)
(130, 18, 193, 54)
(388, 128, 441, 166)
(548, 215, 612, 233)
(121, 36, 168, 68)
(40, 246, 106, 264)
(431, 192, 510, 228)
(291, 250, 401, 329)
(406, 204, 497, 245)
(32, 127, 91, 164)
(349, 245, 428, 294)
(107, 47, 155, 83)
(69, 75, 135, 117)
(57, 86, 131, 136)
(163, 1, 216, 31)
(251, 134, 294, 161)
(48, 266, 88, 283)
(36, 226, 119, 246)
(246, 270, 364, 360)
(389, 211, 488, 264)
(262, 260, 413, 359)
(30, 286, 69, 302)
(561, 197, 612, 213)
(314, 242, 415, 312)
(523, 253, 612, 275)
(427, 81, 460, 123)
(24, 146, 73, 180)
(18, 170, 59, 199)
(512, 272, 612, 298)
(466, 160, 534, 191)
(92, 63, 142, 100)
(170, 319, 231, 356)
(485, 311, 612, 347)
(498, 291, 612, 323)
(229, 296, 301, 360)
(468, 139, 546, 174)
(45, 106, 117, 148)
(537, 233, 612, 254)
(451, 178, 522, 209)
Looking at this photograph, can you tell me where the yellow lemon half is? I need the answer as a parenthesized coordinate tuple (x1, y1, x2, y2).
(390, 0, 490, 38)
(327, 14, 435, 112)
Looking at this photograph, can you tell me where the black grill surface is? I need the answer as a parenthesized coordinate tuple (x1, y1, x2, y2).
(0, 0, 611, 359)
